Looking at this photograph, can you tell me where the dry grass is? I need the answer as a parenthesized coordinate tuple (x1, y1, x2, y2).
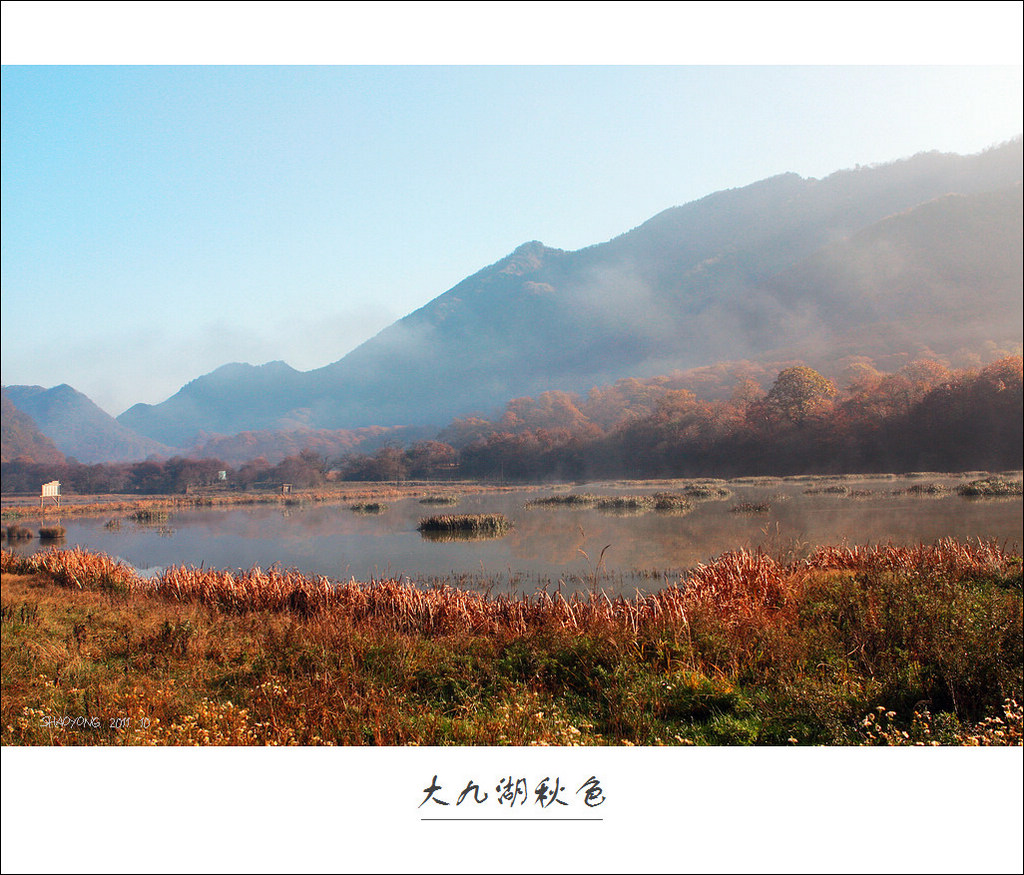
(3, 539, 1020, 746)
(416, 513, 512, 536)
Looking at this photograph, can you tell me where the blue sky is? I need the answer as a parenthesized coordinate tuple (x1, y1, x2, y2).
(2, 3, 1022, 415)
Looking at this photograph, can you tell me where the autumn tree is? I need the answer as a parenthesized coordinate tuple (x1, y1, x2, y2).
(405, 441, 457, 478)
(764, 366, 836, 426)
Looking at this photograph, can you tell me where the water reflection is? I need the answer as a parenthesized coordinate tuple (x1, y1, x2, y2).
(418, 529, 510, 543)
(6, 475, 1022, 596)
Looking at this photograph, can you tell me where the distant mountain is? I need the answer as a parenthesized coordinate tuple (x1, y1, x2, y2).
(0, 393, 66, 465)
(3, 384, 174, 463)
(120, 361, 309, 450)
(744, 184, 1024, 361)
(117, 139, 1024, 447)
(184, 423, 413, 467)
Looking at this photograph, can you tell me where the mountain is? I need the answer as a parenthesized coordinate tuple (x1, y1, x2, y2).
(183, 423, 413, 467)
(0, 393, 66, 465)
(118, 140, 1024, 447)
(3, 384, 174, 463)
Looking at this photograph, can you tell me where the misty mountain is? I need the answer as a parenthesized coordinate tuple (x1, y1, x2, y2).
(0, 393, 66, 465)
(3, 384, 174, 464)
(117, 140, 1024, 447)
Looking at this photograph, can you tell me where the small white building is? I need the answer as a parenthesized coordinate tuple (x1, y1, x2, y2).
(40, 480, 61, 509)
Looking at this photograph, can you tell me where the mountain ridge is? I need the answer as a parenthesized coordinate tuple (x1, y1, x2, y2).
(19, 139, 1024, 451)
(3, 384, 174, 463)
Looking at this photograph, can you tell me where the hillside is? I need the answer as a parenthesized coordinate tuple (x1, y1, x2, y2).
(3, 384, 174, 464)
(97, 138, 1024, 446)
(0, 393, 66, 465)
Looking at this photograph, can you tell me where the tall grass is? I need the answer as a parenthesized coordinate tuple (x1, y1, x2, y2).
(416, 514, 512, 536)
(4, 539, 1020, 744)
(957, 477, 1023, 497)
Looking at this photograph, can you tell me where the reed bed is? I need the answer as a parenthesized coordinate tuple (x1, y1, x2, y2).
(683, 484, 732, 500)
(894, 483, 949, 496)
(957, 476, 1023, 497)
(131, 509, 170, 523)
(731, 501, 772, 513)
(3, 538, 1020, 747)
(350, 502, 387, 514)
(418, 495, 460, 505)
(803, 485, 850, 495)
(416, 513, 512, 536)
(595, 495, 655, 511)
(37, 525, 66, 540)
(651, 492, 692, 512)
(525, 494, 599, 508)
(5, 538, 1017, 635)
(1, 483, 533, 522)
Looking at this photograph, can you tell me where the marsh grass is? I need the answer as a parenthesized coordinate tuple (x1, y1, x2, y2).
(957, 477, 1023, 497)
(595, 495, 653, 511)
(803, 485, 850, 495)
(130, 509, 170, 524)
(416, 513, 512, 536)
(2, 539, 1019, 746)
(350, 502, 387, 514)
(525, 494, 599, 508)
(651, 492, 692, 513)
(0, 486, 465, 524)
(683, 484, 733, 500)
(731, 501, 772, 514)
(895, 483, 949, 496)
(38, 526, 66, 541)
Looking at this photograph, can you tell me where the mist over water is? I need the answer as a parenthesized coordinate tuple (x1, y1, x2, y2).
(9, 477, 1022, 597)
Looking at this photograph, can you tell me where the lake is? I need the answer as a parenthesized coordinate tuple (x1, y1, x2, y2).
(6, 476, 1022, 596)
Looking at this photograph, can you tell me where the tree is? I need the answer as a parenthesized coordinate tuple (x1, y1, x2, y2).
(405, 441, 457, 478)
(764, 366, 836, 426)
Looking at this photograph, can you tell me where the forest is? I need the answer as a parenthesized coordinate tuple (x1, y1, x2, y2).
(2, 355, 1021, 494)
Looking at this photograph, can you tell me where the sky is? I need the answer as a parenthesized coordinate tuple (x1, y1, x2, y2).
(2, 4, 1023, 420)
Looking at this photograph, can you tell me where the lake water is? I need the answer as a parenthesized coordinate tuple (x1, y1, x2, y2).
(7, 477, 1022, 596)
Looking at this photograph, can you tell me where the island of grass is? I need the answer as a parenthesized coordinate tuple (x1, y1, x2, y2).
(957, 476, 1023, 497)
(416, 513, 512, 535)
(525, 493, 599, 508)
(350, 502, 387, 514)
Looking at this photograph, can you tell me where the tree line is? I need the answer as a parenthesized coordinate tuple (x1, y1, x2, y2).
(3, 356, 1020, 493)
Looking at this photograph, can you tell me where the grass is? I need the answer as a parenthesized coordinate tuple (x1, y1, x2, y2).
(683, 484, 733, 500)
(350, 502, 387, 514)
(416, 513, 512, 536)
(957, 476, 1023, 497)
(731, 501, 772, 514)
(1, 482, 528, 522)
(651, 492, 692, 513)
(2, 539, 1020, 746)
(525, 494, 599, 508)
(895, 483, 949, 496)
(130, 509, 170, 523)
(530, 493, 696, 515)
